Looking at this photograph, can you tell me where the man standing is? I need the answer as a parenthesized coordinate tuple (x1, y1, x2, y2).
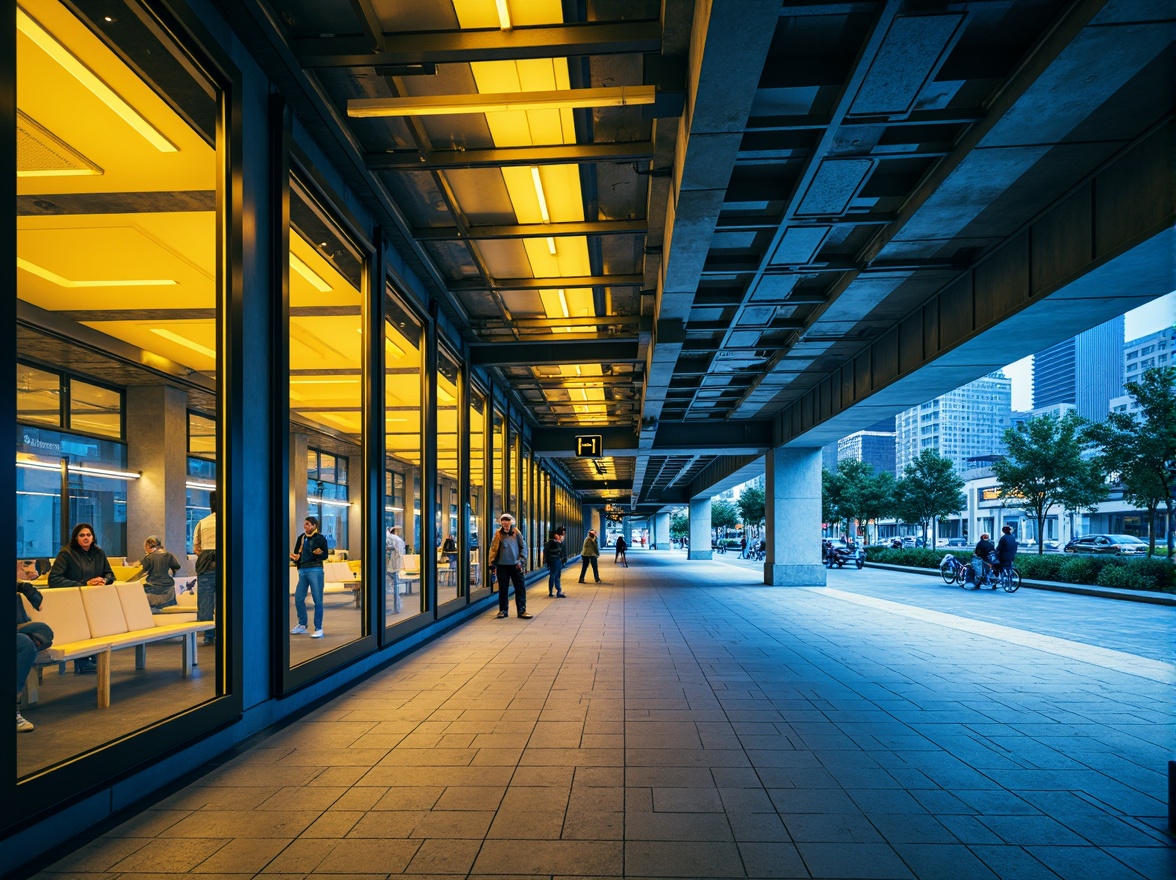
(193, 490, 217, 646)
(290, 516, 329, 638)
(996, 525, 1018, 580)
(579, 529, 601, 583)
(489, 513, 529, 619)
(544, 529, 566, 598)
(386, 526, 406, 613)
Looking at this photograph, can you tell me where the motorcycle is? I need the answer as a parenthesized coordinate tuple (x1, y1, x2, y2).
(824, 541, 865, 569)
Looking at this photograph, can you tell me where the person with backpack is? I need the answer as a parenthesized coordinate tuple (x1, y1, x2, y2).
(489, 513, 529, 619)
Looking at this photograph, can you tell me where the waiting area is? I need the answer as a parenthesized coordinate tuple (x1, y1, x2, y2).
(23, 554, 1173, 880)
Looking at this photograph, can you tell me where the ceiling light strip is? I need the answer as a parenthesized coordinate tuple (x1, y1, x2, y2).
(18, 258, 176, 288)
(348, 86, 656, 118)
(290, 253, 332, 292)
(16, 8, 178, 153)
(17, 458, 141, 480)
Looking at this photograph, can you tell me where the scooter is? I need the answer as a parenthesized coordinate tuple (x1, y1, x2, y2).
(825, 543, 865, 569)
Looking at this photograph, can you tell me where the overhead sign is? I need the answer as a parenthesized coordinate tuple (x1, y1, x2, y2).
(575, 435, 603, 457)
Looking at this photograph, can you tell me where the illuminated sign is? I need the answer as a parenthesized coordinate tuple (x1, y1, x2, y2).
(981, 487, 1002, 501)
(575, 435, 603, 457)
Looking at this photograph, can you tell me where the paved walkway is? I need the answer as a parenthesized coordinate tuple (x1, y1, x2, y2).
(32, 553, 1175, 879)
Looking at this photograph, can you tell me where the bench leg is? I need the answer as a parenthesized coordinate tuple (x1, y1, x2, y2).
(135, 644, 147, 670)
(24, 668, 39, 706)
(181, 634, 194, 677)
(96, 651, 111, 709)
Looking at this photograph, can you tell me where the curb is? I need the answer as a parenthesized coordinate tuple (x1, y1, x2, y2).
(865, 562, 1176, 606)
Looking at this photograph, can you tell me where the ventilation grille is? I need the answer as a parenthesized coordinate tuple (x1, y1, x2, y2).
(17, 111, 103, 177)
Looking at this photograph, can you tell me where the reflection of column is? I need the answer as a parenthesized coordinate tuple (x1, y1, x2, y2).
(347, 451, 362, 562)
(764, 446, 825, 586)
(654, 512, 671, 549)
(126, 386, 188, 570)
(289, 433, 308, 549)
(590, 507, 602, 536)
(688, 498, 711, 560)
(406, 466, 419, 553)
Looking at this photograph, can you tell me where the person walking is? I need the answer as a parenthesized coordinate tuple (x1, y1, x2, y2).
(290, 516, 329, 638)
(193, 491, 217, 645)
(544, 529, 566, 597)
(579, 529, 601, 583)
(614, 535, 628, 565)
(489, 513, 529, 619)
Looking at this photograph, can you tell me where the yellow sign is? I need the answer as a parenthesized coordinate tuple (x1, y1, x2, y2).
(981, 487, 1002, 501)
(575, 435, 603, 457)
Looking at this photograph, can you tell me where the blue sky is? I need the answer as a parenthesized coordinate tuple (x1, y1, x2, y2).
(1003, 290, 1175, 410)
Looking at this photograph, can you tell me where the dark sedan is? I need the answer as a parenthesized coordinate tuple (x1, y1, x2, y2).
(1063, 534, 1148, 555)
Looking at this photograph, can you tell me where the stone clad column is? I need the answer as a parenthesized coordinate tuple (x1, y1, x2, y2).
(126, 385, 188, 568)
(764, 446, 826, 586)
(654, 512, 670, 549)
(688, 497, 711, 560)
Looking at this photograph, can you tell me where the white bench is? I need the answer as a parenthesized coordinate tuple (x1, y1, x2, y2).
(288, 563, 362, 606)
(21, 584, 214, 709)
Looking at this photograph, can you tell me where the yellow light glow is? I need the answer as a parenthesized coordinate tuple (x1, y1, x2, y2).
(17, 168, 101, 178)
(151, 328, 216, 360)
(495, 0, 512, 29)
(438, 386, 456, 404)
(558, 289, 569, 318)
(290, 253, 332, 292)
(531, 166, 551, 222)
(347, 86, 655, 118)
(17, 7, 178, 153)
(385, 337, 406, 358)
(546, 236, 557, 255)
(18, 257, 176, 288)
(290, 378, 360, 385)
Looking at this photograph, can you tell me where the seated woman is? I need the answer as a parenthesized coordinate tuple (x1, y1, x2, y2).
(970, 533, 996, 586)
(48, 523, 115, 674)
(136, 535, 181, 610)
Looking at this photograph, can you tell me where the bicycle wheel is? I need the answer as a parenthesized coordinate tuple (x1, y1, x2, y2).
(940, 563, 957, 585)
(1003, 567, 1021, 592)
(960, 565, 979, 590)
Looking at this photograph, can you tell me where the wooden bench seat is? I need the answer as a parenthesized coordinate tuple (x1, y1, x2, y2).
(22, 584, 214, 709)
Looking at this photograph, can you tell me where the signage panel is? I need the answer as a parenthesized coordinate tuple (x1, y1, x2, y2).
(575, 435, 603, 457)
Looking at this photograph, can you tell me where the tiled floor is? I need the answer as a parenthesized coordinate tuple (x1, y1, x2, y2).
(31, 553, 1176, 879)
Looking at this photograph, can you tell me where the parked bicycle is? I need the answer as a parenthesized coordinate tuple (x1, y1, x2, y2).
(939, 553, 967, 585)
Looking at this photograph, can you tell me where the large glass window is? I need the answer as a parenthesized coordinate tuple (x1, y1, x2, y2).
(468, 390, 486, 592)
(384, 291, 424, 627)
(490, 407, 505, 593)
(285, 171, 366, 666)
(15, 0, 222, 778)
(436, 349, 461, 606)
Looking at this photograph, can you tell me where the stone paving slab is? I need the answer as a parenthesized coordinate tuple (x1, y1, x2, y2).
(29, 552, 1176, 880)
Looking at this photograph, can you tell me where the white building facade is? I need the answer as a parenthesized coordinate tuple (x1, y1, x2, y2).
(896, 372, 1013, 475)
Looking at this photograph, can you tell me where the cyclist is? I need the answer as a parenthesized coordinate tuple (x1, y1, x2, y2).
(996, 525, 1018, 582)
(969, 533, 996, 586)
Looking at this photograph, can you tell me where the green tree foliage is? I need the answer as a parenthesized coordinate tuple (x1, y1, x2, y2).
(669, 511, 689, 541)
(736, 485, 766, 527)
(992, 412, 1108, 554)
(822, 468, 842, 531)
(826, 459, 893, 543)
(711, 499, 740, 531)
(894, 449, 966, 546)
(1085, 366, 1176, 559)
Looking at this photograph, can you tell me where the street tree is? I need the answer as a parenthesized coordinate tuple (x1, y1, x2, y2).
(1085, 366, 1176, 558)
(857, 470, 896, 545)
(832, 459, 880, 542)
(894, 450, 966, 547)
(822, 468, 842, 535)
(992, 412, 1108, 554)
(711, 499, 740, 544)
(670, 511, 689, 543)
(737, 484, 766, 528)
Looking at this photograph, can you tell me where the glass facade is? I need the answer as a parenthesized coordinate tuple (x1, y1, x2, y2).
(5, 0, 581, 839)
(14, 0, 223, 779)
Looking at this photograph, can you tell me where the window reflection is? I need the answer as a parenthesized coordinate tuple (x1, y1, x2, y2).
(15, 0, 221, 777)
(468, 391, 485, 591)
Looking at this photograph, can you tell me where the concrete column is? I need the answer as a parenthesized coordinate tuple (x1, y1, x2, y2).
(289, 432, 308, 550)
(688, 497, 711, 560)
(126, 385, 188, 568)
(590, 507, 602, 535)
(347, 451, 362, 562)
(654, 512, 670, 549)
(764, 446, 825, 586)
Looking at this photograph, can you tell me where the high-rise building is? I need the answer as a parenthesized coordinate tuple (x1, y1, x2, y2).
(896, 372, 1013, 475)
(1109, 327, 1174, 417)
(837, 431, 897, 476)
(1032, 316, 1124, 419)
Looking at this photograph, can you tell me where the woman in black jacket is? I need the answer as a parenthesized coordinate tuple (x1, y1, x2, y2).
(48, 523, 114, 673)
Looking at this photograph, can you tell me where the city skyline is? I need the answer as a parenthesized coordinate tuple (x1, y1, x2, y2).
(1003, 291, 1175, 410)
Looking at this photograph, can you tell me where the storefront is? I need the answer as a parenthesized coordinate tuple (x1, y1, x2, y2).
(3, 0, 583, 857)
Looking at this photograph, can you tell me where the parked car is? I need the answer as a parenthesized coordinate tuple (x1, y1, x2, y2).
(1062, 534, 1148, 555)
(937, 537, 969, 548)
